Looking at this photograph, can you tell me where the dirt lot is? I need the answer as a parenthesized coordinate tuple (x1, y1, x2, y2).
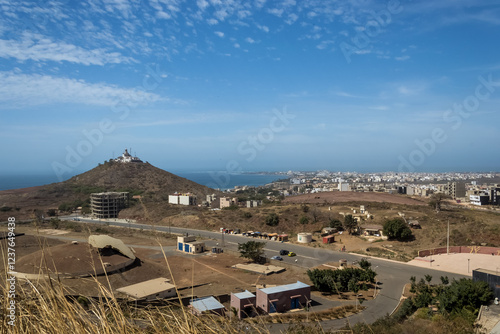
(0, 226, 312, 301)
(283, 191, 427, 206)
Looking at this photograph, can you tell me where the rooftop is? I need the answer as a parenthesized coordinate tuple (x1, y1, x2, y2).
(116, 277, 175, 299)
(474, 268, 500, 276)
(259, 281, 310, 295)
(190, 296, 225, 312)
(233, 290, 255, 299)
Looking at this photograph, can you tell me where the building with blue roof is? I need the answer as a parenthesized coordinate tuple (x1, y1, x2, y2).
(189, 296, 225, 316)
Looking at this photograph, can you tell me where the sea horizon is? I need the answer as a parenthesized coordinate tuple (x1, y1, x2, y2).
(0, 171, 286, 191)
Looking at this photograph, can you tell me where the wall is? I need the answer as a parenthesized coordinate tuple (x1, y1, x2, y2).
(256, 286, 310, 313)
(419, 246, 500, 257)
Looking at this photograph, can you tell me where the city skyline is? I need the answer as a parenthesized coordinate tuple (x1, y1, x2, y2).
(1, 0, 500, 178)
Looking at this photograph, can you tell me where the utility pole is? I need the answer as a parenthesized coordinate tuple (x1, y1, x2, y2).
(447, 220, 450, 255)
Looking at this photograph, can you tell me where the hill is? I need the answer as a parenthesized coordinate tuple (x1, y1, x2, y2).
(0, 160, 216, 220)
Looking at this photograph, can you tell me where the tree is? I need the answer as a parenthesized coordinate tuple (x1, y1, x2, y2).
(383, 218, 413, 240)
(299, 216, 309, 224)
(238, 241, 266, 263)
(265, 213, 279, 226)
(329, 218, 343, 231)
(343, 215, 358, 235)
(46, 209, 57, 217)
(437, 278, 493, 315)
(428, 193, 451, 212)
(310, 207, 321, 223)
(359, 258, 371, 270)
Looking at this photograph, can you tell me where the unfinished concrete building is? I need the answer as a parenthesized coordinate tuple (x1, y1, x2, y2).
(90, 192, 129, 218)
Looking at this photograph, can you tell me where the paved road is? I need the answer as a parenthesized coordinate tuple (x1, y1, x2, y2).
(60, 216, 467, 329)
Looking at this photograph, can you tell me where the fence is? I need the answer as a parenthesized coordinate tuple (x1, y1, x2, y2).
(418, 246, 500, 257)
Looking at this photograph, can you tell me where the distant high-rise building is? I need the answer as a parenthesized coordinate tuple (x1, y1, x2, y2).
(446, 182, 466, 199)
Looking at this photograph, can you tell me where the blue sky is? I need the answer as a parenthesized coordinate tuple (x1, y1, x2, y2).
(1, 0, 499, 179)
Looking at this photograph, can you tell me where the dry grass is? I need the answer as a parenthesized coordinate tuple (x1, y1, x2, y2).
(0, 231, 340, 334)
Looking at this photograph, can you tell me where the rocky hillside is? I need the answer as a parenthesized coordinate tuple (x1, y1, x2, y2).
(0, 160, 216, 220)
(62, 160, 214, 198)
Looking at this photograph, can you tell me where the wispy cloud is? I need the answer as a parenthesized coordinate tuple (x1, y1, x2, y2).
(334, 91, 364, 98)
(0, 72, 163, 108)
(395, 55, 410, 61)
(0, 33, 134, 65)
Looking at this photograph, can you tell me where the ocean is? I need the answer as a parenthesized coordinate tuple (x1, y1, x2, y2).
(0, 172, 285, 191)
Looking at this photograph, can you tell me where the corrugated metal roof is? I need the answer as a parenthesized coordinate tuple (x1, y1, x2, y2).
(190, 296, 224, 312)
(88, 235, 136, 260)
(233, 290, 255, 299)
(259, 281, 310, 295)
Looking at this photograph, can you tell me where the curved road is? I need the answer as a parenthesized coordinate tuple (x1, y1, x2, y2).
(61, 216, 467, 330)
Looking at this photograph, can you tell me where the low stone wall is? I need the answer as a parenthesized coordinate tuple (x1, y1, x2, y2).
(418, 246, 500, 257)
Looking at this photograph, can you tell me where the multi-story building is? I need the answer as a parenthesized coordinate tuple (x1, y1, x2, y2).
(470, 194, 490, 206)
(447, 182, 466, 199)
(220, 197, 237, 209)
(168, 193, 197, 206)
(90, 192, 129, 218)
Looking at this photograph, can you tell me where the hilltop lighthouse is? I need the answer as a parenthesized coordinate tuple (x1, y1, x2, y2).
(114, 149, 143, 163)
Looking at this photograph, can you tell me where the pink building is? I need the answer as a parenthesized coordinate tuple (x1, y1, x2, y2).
(256, 281, 310, 313)
(230, 290, 257, 319)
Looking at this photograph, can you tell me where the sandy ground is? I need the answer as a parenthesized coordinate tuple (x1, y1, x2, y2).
(283, 191, 426, 206)
(407, 252, 500, 276)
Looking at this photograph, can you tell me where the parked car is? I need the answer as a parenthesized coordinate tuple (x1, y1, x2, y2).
(288, 252, 296, 257)
(279, 249, 289, 256)
(271, 255, 283, 261)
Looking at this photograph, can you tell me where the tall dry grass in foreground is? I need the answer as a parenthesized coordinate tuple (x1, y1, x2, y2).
(1, 273, 272, 333)
(0, 230, 275, 334)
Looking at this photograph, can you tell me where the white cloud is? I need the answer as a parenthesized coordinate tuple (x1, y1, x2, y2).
(285, 13, 298, 25)
(245, 37, 255, 43)
(397, 85, 425, 96)
(234, 43, 240, 48)
(156, 11, 172, 19)
(316, 40, 334, 50)
(256, 24, 269, 32)
(197, 0, 209, 11)
(335, 91, 363, 98)
(395, 55, 410, 61)
(307, 11, 317, 19)
(0, 33, 133, 65)
(255, 0, 267, 9)
(369, 106, 389, 111)
(214, 31, 224, 37)
(268, 8, 284, 17)
(237, 10, 251, 19)
(0, 72, 163, 108)
(207, 18, 219, 25)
